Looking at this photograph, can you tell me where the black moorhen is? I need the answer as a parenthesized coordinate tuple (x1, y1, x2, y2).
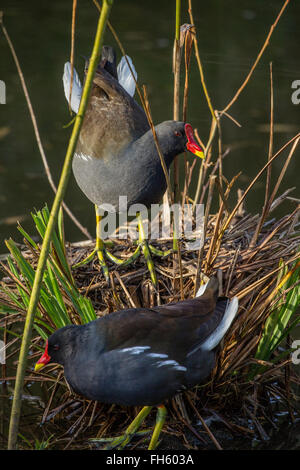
(35, 277, 238, 450)
(63, 46, 204, 284)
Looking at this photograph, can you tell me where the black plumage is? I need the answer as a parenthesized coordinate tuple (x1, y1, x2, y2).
(35, 278, 238, 406)
(71, 46, 203, 211)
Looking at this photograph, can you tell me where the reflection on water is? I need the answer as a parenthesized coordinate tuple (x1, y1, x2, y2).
(0, 0, 299, 252)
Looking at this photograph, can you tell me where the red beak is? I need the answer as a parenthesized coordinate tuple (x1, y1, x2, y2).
(185, 124, 205, 159)
(34, 340, 50, 372)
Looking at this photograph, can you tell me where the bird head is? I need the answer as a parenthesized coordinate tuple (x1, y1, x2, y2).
(34, 325, 76, 372)
(155, 121, 204, 164)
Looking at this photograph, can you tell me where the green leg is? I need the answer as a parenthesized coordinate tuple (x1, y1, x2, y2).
(148, 405, 167, 450)
(72, 207, 110, 282)
(117, 405, 153, 449)
(72, 248, 97, 269)
(72, 207, 172, 286)
(90, 406, 153, 450)
(149, 244, 173, 257)
(95, 215, 110, 282)
(96, 206, 141, 272)
(105, 244, 141, 266)
(131, 241, 172, 258)
(137, 212, 157, 286)
(90, 405, 167, 450)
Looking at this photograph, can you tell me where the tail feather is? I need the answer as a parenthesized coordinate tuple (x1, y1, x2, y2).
(63, 62, 82, 114)
(196, 276, 218, 298)
(117, 55, 137, 97)
(100, 45, 118, 79)
(201, 297, 239, 351)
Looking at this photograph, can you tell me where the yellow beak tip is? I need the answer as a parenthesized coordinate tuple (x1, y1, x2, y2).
(196, 151, 205, 159)
(34, 363, 44, 373)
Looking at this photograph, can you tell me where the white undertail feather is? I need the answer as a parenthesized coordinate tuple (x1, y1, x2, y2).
(195, 277, 238, 352)
(117, 55, 137, 97)
(63, 55, 137, 114)
(63, 62, 83, 114)
(196, 281, 209, 297)
(201, 297, 239, 351)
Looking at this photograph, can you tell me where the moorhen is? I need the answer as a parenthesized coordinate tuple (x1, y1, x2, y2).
(35, 276, 238, 450)
(63, 46, 204, 284)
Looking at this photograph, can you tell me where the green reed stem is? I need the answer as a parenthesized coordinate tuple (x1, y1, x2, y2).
(172, 0, 181, 249)
(175, 0, 181, 41)
(7, 0, 113, 450)
(173, 0, 181, 199)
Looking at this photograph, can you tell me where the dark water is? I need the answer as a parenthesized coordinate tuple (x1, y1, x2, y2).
(0, 0, 299, 450)
(0, 0, 299, 252)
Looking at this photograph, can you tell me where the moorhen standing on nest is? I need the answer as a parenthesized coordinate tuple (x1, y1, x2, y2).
(35, 277, 238, 450)
(63, 46, 204, 284)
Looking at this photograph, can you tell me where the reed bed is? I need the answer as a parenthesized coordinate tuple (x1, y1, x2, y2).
(0, 0, 299, 450)
(0, 183, 299, 449)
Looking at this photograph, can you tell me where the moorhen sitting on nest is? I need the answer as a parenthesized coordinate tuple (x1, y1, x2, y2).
(63, 46, 204, 284)
(35, 277, 238, 450)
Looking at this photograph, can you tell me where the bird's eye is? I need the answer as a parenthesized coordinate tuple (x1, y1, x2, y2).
(174, 131, 182, 137)
(53, 344, 60, 351)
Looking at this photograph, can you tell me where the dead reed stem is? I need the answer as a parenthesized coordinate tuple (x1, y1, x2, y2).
(221, 0, 290, 114)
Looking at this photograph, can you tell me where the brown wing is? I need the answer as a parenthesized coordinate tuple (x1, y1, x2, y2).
(76, 66, 149, 160)
(99, 286, 227, 363)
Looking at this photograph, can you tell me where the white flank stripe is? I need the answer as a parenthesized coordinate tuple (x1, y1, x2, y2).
(148, 353, 168, 358)
(121, 346, 151, 355)
(74, 152, 92, 162)
(156, 360, 187, 372)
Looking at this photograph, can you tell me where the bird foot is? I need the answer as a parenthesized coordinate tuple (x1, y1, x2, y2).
(72, 247, 110, 282)
(89, 405, 166, 451)
(72, 235, 174, 286)
(72, 248, 98, 269)
(90, 429, 151, 450)
(107, 240, 159, 286)
(148, 244, 173, 258)
(72, 241, 159, 286)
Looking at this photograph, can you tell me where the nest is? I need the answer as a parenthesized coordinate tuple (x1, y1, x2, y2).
(1, 198, 299, 449)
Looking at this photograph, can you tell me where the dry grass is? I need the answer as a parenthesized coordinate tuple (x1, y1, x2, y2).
(0, 0, 299, 450)
(1, 190, 299, 448)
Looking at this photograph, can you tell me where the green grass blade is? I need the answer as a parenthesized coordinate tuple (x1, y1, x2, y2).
(249, 256, 300, 379)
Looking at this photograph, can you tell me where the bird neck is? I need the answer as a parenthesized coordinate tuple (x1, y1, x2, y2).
(129, 127, 177, 169)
